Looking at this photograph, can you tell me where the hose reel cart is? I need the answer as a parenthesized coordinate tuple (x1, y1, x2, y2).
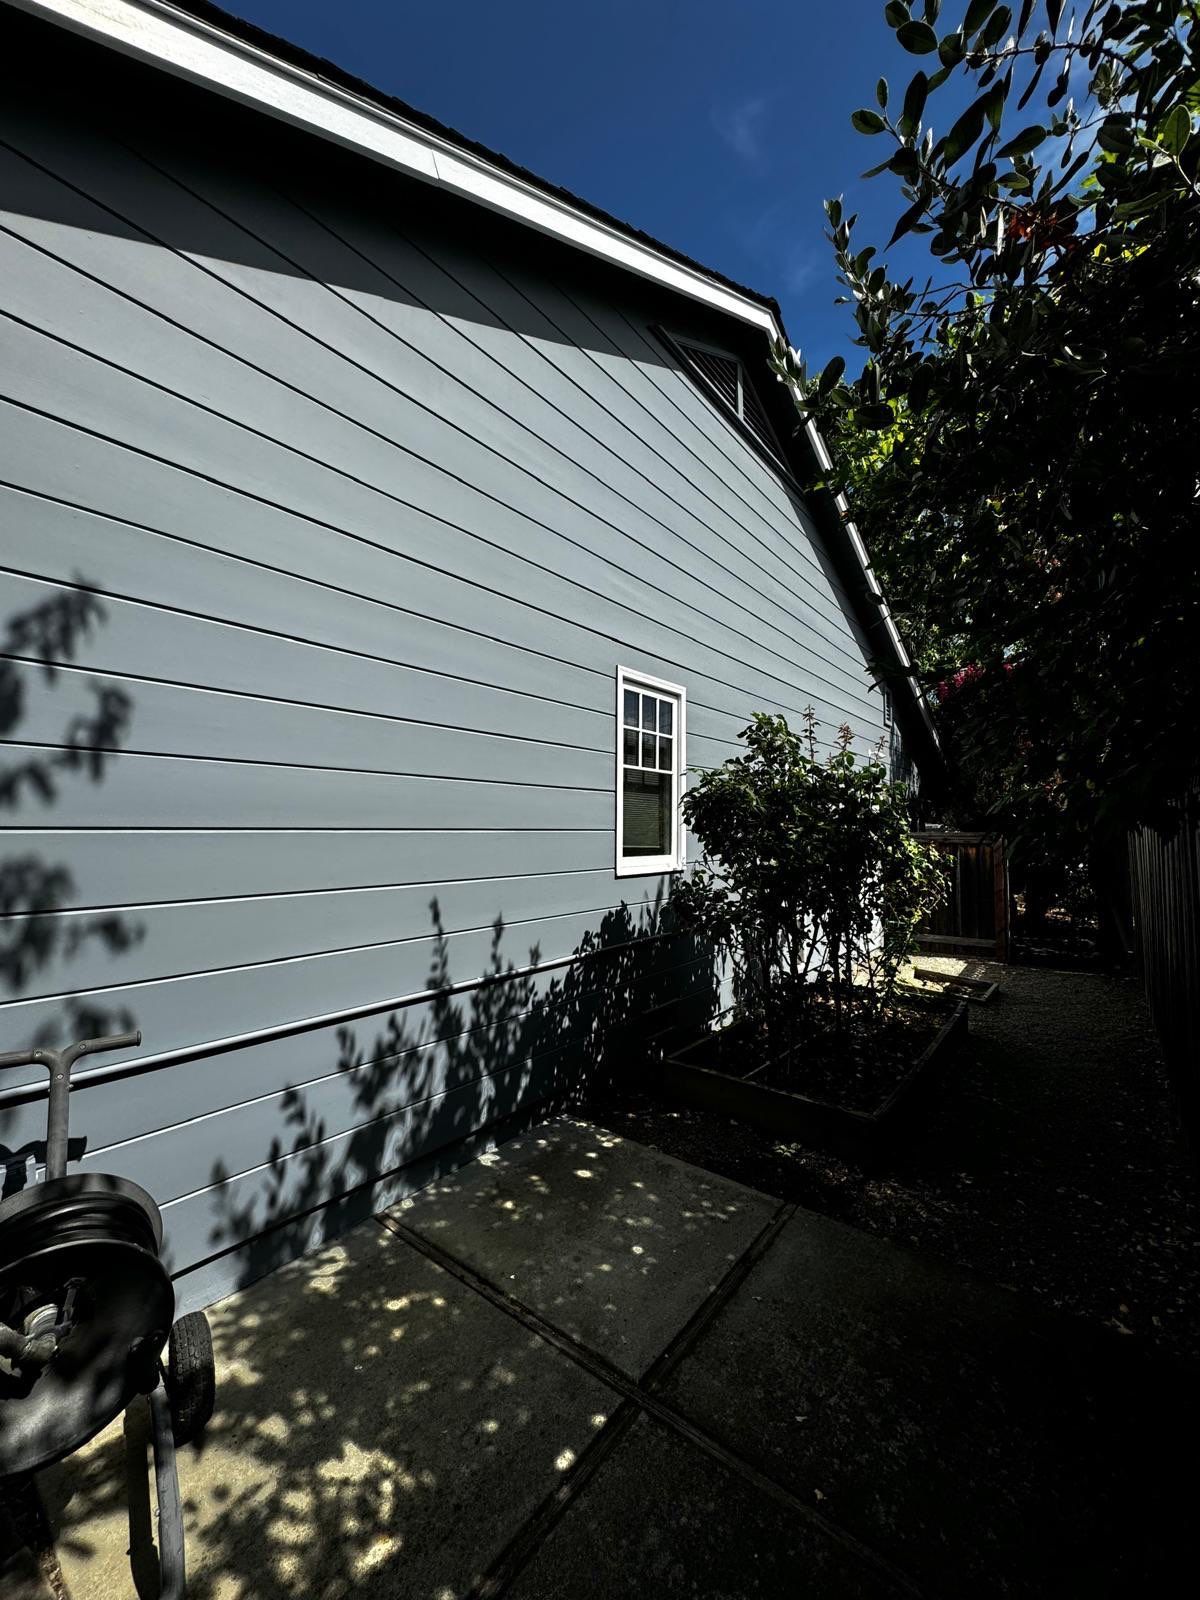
(0, 1032, 215, 1599)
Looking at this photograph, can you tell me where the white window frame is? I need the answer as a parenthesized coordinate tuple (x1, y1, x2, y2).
(615, 665, 686, 878)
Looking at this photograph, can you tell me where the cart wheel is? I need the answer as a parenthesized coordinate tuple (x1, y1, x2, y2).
(167, 1311, 215, 1444)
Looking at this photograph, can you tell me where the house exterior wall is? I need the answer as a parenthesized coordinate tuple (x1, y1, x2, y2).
(0, 26, 894, 1305)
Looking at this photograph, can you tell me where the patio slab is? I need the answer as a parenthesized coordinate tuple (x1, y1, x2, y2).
(388, 1117, 778, 1376)
(31, 1116, 1193, 1598)
(661, 1204, 1193, 1597)
(506, 1411, 910, 1600)
(39, 1219, 618, 1600)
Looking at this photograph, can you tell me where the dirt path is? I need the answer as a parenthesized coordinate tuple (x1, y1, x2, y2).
(583, 961, 1200, 1363)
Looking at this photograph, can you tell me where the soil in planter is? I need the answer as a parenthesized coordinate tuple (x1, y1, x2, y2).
(688, 999, 947, 1117)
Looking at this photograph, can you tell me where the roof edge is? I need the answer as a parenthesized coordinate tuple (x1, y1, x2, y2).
(8, 0, 783, 335)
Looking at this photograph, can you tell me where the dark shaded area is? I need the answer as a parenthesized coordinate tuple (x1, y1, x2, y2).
(35, 1112, 1198, 1599)
(660, 1204, 1196, 1599)
(0, 591, 144, 1193)
(584, 962, 1200, 1365)
(1129, 796, 1200, 1147)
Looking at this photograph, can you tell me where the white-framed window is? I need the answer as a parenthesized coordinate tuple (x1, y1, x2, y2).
(615, 665, 686, 877)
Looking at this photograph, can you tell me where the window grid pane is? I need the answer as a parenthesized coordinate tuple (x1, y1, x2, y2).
(620, 680, 682, 863)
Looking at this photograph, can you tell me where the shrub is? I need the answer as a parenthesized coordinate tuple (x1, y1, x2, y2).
(672, 711, 947, 1041)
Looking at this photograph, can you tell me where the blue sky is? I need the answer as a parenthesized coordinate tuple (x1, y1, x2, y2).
(217, 0, 967, 373)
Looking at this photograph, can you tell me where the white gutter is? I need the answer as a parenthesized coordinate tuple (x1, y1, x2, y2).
(8, 0, 935, 750)
(7, 0, 780, 336)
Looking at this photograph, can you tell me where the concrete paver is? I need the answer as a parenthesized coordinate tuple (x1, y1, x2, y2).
(390, 1117, 778, 1376)
(662, 1204, 1193, 1597)
(507, 1411, 910, 1600)
(40, 1218, 617, 1600)
(32, 1115, 1193, 1599)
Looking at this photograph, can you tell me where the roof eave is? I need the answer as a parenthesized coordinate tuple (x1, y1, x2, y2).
(8, 0, 781, 335)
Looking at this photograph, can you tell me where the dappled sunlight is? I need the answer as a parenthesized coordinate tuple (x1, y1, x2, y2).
(392, 1116, 778, 1377)
(41, 1209, 617, 1599)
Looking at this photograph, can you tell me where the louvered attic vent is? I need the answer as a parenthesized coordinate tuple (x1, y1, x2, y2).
(675, 339, 780, 457)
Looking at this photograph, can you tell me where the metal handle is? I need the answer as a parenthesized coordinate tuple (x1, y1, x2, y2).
(0, 1031, 142, 1179)
(0, 1030, 142, 1071)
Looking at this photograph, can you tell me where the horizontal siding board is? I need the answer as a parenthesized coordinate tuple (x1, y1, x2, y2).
(0, 906, 652, 1076)
(0, 830, 610, 911)
(1, 940, 702, 1157)
(0, 124, 874, 695)
(0, 485, 882, 755)
(0, 300, 880, 724)
(0, 568, 854, 775)
(3, 867, 656, 999)
(0, 372, 883, 736)
(0, 497, 611, 721)
(0, 748, 609, 829)
(0, 508, 876, 764)
(10, 662, 611, 784)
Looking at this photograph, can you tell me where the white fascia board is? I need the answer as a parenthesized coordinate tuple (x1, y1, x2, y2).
(8, 0, 780, 336)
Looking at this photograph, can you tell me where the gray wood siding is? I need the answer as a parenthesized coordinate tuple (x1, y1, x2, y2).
(0, 60, 890, 1303)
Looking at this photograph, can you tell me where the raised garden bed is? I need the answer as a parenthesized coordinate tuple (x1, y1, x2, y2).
(660, 999, 968, 1169)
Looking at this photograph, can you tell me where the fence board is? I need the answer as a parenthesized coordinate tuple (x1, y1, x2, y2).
(915, 833, 1009, 961)
(1128, 795, 1200, 1141)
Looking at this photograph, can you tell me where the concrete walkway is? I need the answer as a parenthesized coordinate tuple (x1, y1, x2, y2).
(37, 1119, 1192, 1598)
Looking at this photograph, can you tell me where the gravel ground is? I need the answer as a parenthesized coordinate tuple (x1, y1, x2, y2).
(580, 959, 1200, 1365)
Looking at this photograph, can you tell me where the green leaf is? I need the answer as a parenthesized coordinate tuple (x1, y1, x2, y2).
(852, 108, 888, 134)
(942, 102, 986, 165)
(902, 70, 929, 127)
(856, 402, 896, 429)
(1158, 103, 1192, 156)
(876, 76, 889, 109)
(884, 1, 910, 26)
(938, 31, 965, 67)
(1095, 120, 1133, 155)
(888, 193, 929, 247)
(963, 0, 995, 34)
(982, 78, 1007, 132)
(979, 4, 1011, 48)
(824, 195, 844, 227)
(897, 19, 939, 53)
(888, 147, 922, 179)
(818, 355, 846, 393)
(996, 124, 1046, 158)
(1046, 0, 1063, 34)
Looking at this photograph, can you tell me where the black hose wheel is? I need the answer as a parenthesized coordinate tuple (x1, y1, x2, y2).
(167, 1311, 215, 1445)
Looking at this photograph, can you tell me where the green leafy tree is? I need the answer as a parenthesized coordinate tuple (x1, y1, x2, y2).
(672, 712, 948, 1040)
(771, 0, 1200, 844)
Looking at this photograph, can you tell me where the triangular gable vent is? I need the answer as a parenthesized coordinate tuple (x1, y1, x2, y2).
(676, 339, 780, 457)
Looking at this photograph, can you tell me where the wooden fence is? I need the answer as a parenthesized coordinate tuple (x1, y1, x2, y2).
(914, 832, 1009, 962)
(1129, 795, 1200, 1141)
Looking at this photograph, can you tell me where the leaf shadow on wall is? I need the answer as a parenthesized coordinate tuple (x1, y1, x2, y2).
(0, 585, 145, 1192)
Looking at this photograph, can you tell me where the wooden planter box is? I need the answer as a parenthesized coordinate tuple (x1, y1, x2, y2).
(661, 1001, 968, 1169)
